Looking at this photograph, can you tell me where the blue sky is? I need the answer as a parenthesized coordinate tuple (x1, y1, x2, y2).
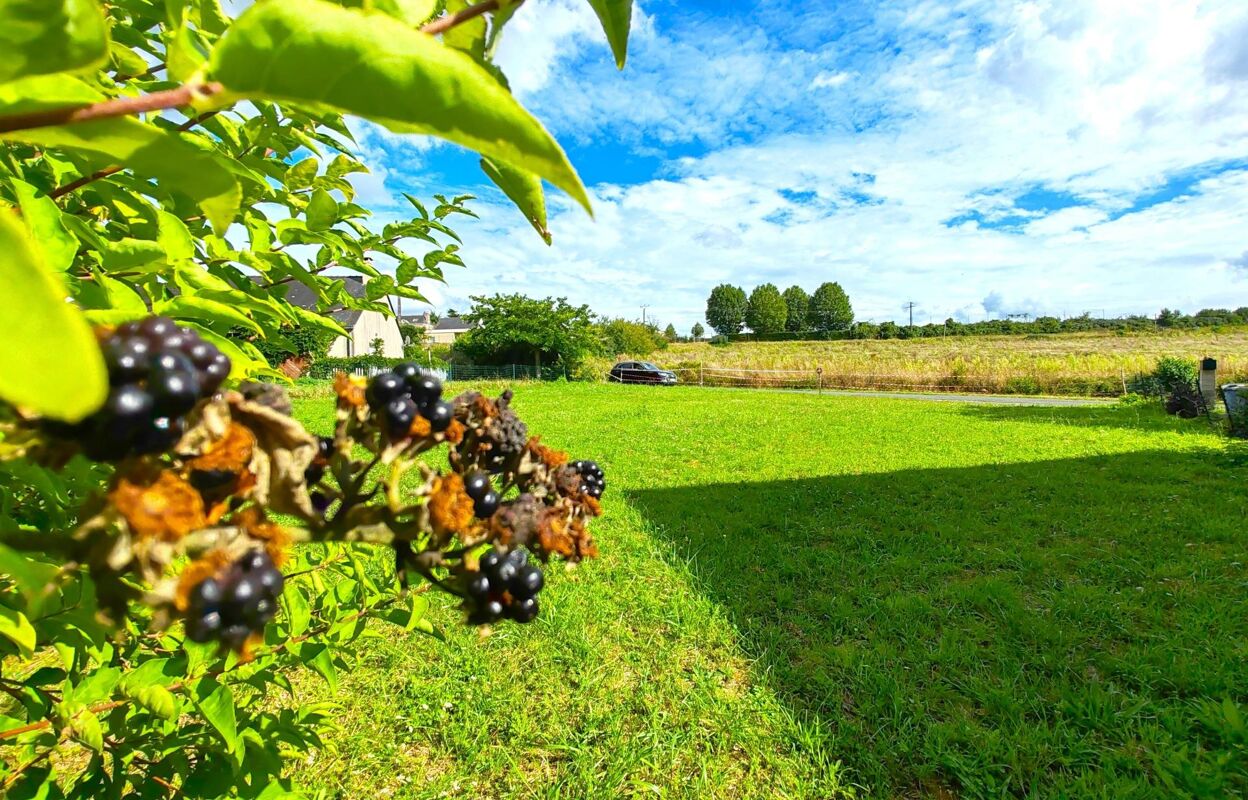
(342, 0, 1248, 330)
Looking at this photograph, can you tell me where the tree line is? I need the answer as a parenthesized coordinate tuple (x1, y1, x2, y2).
(705, 282, 854, 336)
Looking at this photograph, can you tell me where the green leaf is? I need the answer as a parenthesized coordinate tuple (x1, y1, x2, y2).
(404, 594, 429, 631)
(0, 0, 110, 83)
(70, 709, 104, 751)
(0, 604, 37, 656)
(193, 678, 238, 752)
(210, 0, 591, 214)
(10, 179, 76, 272)
(136, 685, 177, 720)
(587, 0, 633, 69)
(157, 209, 196, 261)
(156, 295, 263, 335)
(441, 0, 487, 61)
(0, 76, 242, 233)
(305, 187, 338, 231)
(119, 658, 184, 693)
(0, 209, 106, 421)
(480, 156, 550, 244)
(66, 666, 120, 705)
(305, 645, 338, 690)
(0, 545, 59, 601)
(283, 588, 311, 637)
(286, 303, 348, 339)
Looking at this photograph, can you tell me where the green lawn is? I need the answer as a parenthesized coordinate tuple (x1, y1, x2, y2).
(289, 384, 1247, 799)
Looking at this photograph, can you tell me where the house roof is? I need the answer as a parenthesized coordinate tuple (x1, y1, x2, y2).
(400, 312, 433, 326)
(275, 276, 368, 330)
(432, 316, 471, 331)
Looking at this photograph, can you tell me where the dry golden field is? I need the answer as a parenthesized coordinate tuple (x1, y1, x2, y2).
(607, 328, 1248, 395)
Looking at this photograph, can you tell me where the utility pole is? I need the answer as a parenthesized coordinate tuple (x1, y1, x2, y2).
(905, 301, 916, 328)
(640, 305, 650, 325)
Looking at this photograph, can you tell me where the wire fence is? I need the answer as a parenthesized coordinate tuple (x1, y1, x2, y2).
(332, 361, 1134, 397)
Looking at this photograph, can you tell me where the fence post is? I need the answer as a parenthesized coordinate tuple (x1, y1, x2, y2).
(699, 361, 704, 387)
(817, 367, 823, 395)
(1120, 367, 1127, 396)
(512, 364, 516, 380)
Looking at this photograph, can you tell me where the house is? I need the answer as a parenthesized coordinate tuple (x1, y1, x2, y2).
(399, 311, 434, 329)
(426, 316, 472, 344)
(282, 277, 404, 358)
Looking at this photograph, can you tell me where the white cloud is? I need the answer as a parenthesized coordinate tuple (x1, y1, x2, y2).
(350, 0, 1248, 329)
(810, 71, 852, 89)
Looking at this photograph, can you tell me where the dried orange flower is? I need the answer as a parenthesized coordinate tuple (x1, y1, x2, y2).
(111, 471, 207, 542)
(527, 437, 568, 469)
(427, 472, 475, 537)
(536, 508, 598, 561)
(234, 507, 292, 567)
(187, 422, 255, 473)
(443, 419, 465, 445)
(333, 372, 366, 408)
(408, 416, 432, 438)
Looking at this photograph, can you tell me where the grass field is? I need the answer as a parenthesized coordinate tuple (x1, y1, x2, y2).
(607, 328, 1248, 396)
(288, 383, 1247, 798)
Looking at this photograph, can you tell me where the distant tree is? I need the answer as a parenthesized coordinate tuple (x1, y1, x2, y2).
(598, 318, 666, 356)
(691, 322, 705, 340)
(369, 336, 386, 356)
(1034, 316, 1061, 333)
(807, 282, 854, 332)
(663, 323, 678, 342)
(878, 320, 901, 339)
(705, 284, 748, 336)
(1157, 308, 1183, 328)
(456, 294, 599, 368)
(782, 286, 810, 332)
(399, 323, 427, 348)
(746, 283, 788, 333)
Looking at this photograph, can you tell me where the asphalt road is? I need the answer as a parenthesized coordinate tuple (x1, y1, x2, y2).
(709, 386, 1116, 407)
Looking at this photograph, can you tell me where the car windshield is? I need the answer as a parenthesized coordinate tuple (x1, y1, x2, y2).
(641, 362, 660, 370)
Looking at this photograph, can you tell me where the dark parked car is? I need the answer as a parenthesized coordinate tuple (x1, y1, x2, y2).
(609, 361, 678, 385)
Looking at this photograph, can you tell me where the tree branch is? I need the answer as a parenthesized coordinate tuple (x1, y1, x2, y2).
(47, 110, 221, 200)
(420, 0, 517, 35)
(0, 83, 224, 136)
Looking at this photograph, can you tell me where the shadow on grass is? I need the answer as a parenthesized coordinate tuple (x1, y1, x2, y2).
(630, 449, 1248, 798)
(956, 401, 1228, 436)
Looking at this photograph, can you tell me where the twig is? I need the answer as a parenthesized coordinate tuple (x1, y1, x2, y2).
(420, 0, 515, 35)
(3, 740, 60, 790)
(0, 82, 224, 135)
(47, 110, 222, 200)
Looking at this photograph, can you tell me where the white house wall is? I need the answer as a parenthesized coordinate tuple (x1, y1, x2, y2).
(326, 311, 404, 357)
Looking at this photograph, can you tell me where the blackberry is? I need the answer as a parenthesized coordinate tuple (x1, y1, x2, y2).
(462, 547, 544, 626)
(473, 490, 500, 519)
(384, 396, 418, 438)
(184, 549, 284, 649)
(571, 460, 606, 498)
(46, 317, 230, 461)
(424, 400, 453, 433)
(365, 368, 450, 439)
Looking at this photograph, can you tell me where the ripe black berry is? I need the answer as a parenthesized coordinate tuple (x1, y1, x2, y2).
(392, 362, 422, 384)
(408, 373, 442, 408)
(384, 396, 418, 438)
(473, 490, 499, 519)
(366, 372, 406, 407)
(424, 400, 453, 432)
(47, 318, 230, 461)
(304, 462, 325, 486)
(511, 564, 543, 599)
(508, 596, 539, 623)
(464, 471, 491, 501)
(184, 549, 284, 650)
(463, 547, 544, 626)
(572, 460, 606, 498)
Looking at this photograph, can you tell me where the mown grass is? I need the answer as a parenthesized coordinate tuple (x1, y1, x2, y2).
(288, 383, 1247, 799)
(605, 328, 1248, 396)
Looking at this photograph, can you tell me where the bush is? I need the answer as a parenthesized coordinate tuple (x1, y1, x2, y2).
(1128, 357, 1198, 398)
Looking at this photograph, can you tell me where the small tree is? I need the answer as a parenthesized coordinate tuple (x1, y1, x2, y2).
(746, 284, 788, 334)
(705, 284, 748, 336)
(663, 323, 678, 342)
(691, 322, 705, 340)
(458, 294, 600, 369)
(370, 336, 386, 356)
(808, 282, 854, 332)
(599, 318, 665, 356)
(782, 286, 810, 332)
